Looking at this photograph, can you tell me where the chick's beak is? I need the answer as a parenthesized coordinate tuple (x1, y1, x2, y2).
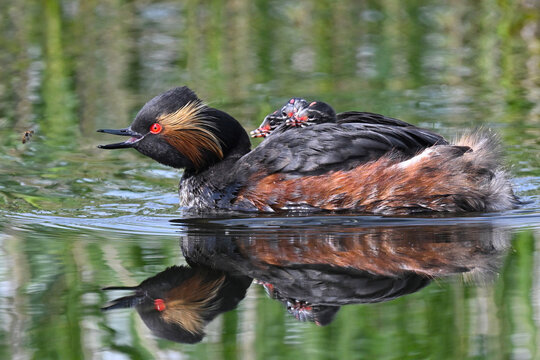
(250, 118, 272, 138)
(97, 127, 143, 149)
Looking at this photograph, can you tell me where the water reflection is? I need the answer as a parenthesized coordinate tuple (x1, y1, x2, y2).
(103, 217, 511, 343)
(1, 0, 539, 357)
(102, 266, 251, 344)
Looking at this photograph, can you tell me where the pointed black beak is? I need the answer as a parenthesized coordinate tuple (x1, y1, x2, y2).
(101, 294, 140, 311)
(97, 128, 143, 149)
(101, 285, 141, 310)
(102, 285, 138, 291)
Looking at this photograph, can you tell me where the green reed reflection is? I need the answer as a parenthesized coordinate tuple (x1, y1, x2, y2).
(496, 231, 537, 359)
(42, 0, 77, 144)
(1, 224, 539, 359)
(0, 0, 539, 359)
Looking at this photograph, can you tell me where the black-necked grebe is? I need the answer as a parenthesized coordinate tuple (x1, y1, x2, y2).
(98, 86, 519, 214)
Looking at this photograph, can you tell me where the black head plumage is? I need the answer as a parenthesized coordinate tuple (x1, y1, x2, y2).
(98, 86, 250, 171)
(101, 265, 250, 344)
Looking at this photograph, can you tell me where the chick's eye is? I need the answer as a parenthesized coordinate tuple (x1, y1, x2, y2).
(308, 114, 315, 119)
(150, 123, 162, 134)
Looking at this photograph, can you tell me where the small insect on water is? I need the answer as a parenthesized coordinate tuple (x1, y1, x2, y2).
(22, 130, 34, 144)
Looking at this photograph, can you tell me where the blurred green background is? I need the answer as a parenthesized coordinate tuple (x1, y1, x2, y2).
(0, 0, 539, 359)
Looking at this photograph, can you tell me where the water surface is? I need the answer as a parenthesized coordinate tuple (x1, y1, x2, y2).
(1, 0, 540, 359)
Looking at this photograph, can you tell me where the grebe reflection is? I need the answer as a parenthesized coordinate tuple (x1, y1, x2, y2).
(103, 217, 510, 343)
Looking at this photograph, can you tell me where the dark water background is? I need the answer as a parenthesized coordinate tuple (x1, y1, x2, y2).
(1, 0, 539, 359)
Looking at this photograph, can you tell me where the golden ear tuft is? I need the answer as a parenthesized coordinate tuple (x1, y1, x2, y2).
(160, 271, 226, 335)
(158, 102, 224, 168)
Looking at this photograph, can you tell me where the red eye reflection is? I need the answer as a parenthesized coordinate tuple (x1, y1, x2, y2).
(150, 123, 162, 134)
(154, 298, 166, 311)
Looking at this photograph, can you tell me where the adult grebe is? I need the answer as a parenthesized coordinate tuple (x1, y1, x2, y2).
(98, 86, 519, 214)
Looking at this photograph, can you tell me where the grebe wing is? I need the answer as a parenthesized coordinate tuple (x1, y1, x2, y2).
(337, 111, 447, 147)
(337, 111, 413, 126)
(236, 122, 447, 176)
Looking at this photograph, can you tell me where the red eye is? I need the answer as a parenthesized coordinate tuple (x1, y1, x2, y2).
(154, 298, 166, 312)
(150, 123, 162, 134)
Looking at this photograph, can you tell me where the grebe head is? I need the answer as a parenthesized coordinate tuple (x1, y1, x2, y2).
(102, 266, 233, 344)
(250, 97, 309, 138)
(98, 87, 250, 171)
(287, 101, 337, 127)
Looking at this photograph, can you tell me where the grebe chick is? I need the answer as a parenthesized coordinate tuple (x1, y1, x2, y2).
(253, 99, 427, 139)
(285, 100, 336, 127)
(250, 97, 309, 138)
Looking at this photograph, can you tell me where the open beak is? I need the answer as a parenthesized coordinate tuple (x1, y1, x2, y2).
(101, 294, 140, 310)
(97, 128, 143, 149)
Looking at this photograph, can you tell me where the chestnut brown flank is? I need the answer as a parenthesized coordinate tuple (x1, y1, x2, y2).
(237, 225, 498, 277)
(236, 150, 489, 214)
(158, 102, 224, 168)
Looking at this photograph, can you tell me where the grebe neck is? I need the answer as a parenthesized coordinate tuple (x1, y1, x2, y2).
(179, 139, 250, 210)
